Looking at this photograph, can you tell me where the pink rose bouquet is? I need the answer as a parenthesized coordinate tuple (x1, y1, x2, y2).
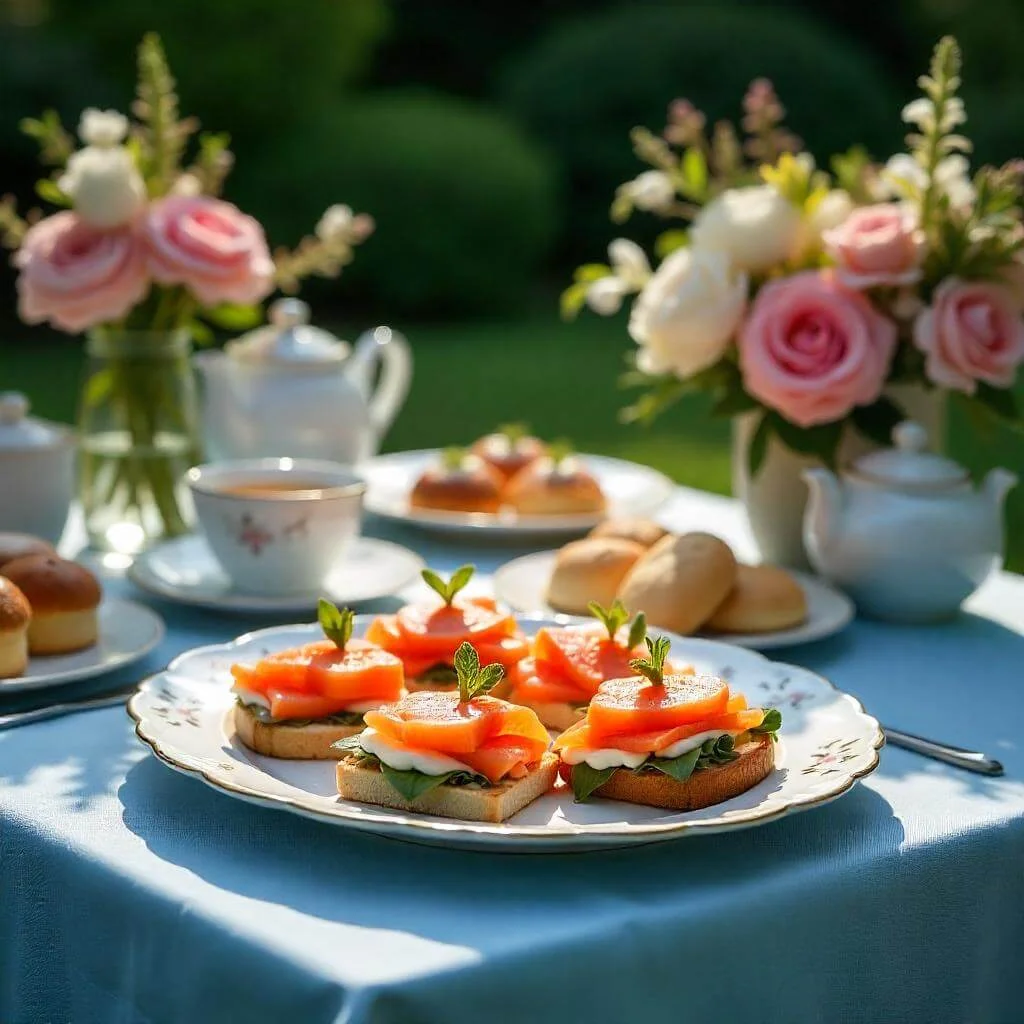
(564, 36, 1024, 474)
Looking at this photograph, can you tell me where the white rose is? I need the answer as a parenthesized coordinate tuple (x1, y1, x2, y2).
(78, 108, 129, 148)
(628, 247, 747, 379)
(690, 185, 802, 272)
(625, 170, 675, 213)
(58, 146, 146, 228)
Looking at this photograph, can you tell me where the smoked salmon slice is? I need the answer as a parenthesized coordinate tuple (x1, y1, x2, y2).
(586, 674, 730, 741)
(460, 736, 547, 784)
(533, 625, 645, 693)
(508, 657, 593, 705)
(561, 708, 766, 754)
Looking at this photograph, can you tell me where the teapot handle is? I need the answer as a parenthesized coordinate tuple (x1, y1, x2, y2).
(354, 326, 413, 437)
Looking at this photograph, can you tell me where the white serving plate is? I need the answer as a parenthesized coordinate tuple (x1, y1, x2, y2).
(128, 616, 881, 852)
(1, 599, 164, 693)
(128, 535, 424, 614)
(493, 550, 854, 650)
(357, 450, 675, 538)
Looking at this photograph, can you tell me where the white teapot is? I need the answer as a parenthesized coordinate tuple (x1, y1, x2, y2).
(195, 299, 412, 465)
(803, 421, 1016, 622)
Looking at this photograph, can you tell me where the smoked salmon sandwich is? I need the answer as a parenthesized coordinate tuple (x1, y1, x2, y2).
(231, 602, 405, 759)
(553, 634, 781, 809)
(365, 565, 528, 693)
(335, 641, 558, 822)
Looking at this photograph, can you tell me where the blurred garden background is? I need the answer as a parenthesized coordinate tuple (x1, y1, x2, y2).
(1, 0, 1023, 566)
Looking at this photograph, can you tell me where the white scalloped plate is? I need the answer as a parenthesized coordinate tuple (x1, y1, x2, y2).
(128, 616, 881, 852)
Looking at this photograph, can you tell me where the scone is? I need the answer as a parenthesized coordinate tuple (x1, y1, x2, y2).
(0, 532, 56, 569)
(616, 533, 737, 635)
(0, 577, 31, 678)
(705, 564, 807, 634)
(545, 537, 645, 616)
(588, 518, 669, 549)
(410, 451, 504, 514)
(504, 456, 606, 516)
(470, 426, 546, 482)
(1, 555, 102, 655)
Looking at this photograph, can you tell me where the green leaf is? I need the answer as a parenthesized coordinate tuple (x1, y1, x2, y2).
(188, 319, 215, 347)
(679, 146, 708, 200)
(570, 762, 619, 802)
(654, 229, 689, 259)
(629, 634, 672, 685)
(453, 641, 505, 702)
(202, 303, 264, 331)
(770, 414, 843, 468)
(587, 599, 630, 640)
(497, 422, 529, 442)
(748, 412, 771, 477)
(421, 564, 475, 605)
(974, 382, 1020, 423)
(80, 369, 114, 412)
(560, 280, 591, 320)
(852, 397, 905, 447)
(696, 734, 740, 768)
(627, 612, 647, 651)
(35, 178, 71, 207)
(380, 764, 457, 801)
(332, 734, 366, 756)
(711, 389, 760, 418)
(318, 600, 353, 650)
(574, 263, 612, 284)
(647, 747, 701, 782)
(752, 708, 783, 737)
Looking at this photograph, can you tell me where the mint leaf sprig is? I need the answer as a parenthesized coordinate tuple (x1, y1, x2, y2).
(440, 446, 468, 471)
(422, 564, 475, 606)
(318, 600, 354, 650)
(497, 422, 529, 443)
(454, 641, 505, 703)
(588, 599, 647, 649)
(629, 634, 672, 686)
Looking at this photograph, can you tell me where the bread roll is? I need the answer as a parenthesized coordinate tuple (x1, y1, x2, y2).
(588, 518, 669, 549)
(410, 454, 504, 514)
(545, 537, 645, 615)
(0, 532, 56, 568)
(0, 577, 31, 678)
(504, 457, 606, 516)
(705, 564, 807, 633)
(2, 555, 101, 655)
(470, 432, 546, 481)
(615, 532, 737, 635)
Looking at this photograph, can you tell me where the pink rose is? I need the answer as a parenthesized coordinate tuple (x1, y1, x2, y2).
(144, 196, 274, 306)
(913, 278, 1024, 394)
(823, 203, 925, 289)
(15, 211, 150, 333)
(740, 271, 897, 427)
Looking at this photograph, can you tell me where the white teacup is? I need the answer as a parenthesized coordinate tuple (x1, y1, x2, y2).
(186, 458, 365, 594)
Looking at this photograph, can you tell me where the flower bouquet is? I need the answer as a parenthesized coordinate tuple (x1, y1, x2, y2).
(564, 37, 1024, 564)
(0, 34, 373, 552)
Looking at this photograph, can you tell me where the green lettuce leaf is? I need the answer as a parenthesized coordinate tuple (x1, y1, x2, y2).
(644, 746, 701, 782)
(751, 708, 782, 738)
(570, 762, 619, 802)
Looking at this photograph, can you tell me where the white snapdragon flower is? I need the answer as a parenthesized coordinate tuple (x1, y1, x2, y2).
(629, 247, 747, 379)
(316, 204, 354, 243)
(583, 239, 652, 316)
(882, 153, 975, 209)
(58, 146, 146, 228)
(690, 185, 802, 272)
(623, 170, 676, 213)
(78, 108, 129, 148)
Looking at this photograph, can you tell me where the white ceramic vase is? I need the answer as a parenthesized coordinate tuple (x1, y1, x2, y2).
(731, 385, 946, 569)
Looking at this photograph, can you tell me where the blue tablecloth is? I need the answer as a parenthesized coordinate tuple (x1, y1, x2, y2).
(2, 489, 1023, 1024)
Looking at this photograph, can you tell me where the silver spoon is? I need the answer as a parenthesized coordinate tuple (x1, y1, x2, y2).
(884, 726, 1005, 776)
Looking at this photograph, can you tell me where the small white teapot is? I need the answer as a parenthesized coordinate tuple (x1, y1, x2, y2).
(194, 299, 412, 465)
(803, 421, 1016, 622)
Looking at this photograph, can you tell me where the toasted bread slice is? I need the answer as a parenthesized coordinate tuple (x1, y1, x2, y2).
(336, 751, 560, 823)
(559, 735, 775, 811)
(233, 702, 363, 759)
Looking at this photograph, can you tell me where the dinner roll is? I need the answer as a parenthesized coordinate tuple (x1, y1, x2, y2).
(504, 457, 606, 516)
(2, 555, 102, 655)
(615, 532, 737, 635)
(410, 454, 504, 514)
(588, 518, 669, 549)
(0, 577, 31, 678)
(545, 537, 646, 616)
(705, 564, 807, 634)
(0, 532, 56, 568)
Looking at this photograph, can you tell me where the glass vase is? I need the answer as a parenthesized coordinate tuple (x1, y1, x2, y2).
(77, 327, 199, 554)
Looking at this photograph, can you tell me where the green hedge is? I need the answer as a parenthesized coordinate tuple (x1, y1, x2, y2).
(236, 91, 559, 317)
(501, 3, 903, 262)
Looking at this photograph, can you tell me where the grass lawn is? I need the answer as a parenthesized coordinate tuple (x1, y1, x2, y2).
(2, 308, 1021, 569)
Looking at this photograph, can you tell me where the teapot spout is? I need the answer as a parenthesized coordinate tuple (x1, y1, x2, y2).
(801, 467, 843, 555)
(983, 467, 1018, 509)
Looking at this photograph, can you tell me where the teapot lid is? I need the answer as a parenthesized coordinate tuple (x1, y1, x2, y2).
(850, 421, 967, 489)
(0, 392, 70, 451)
(224, 298, 350, 365)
